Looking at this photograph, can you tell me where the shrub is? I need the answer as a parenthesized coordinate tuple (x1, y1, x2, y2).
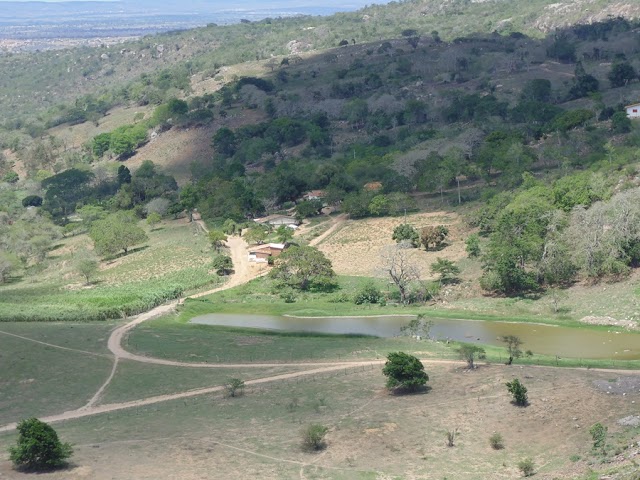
(21, 195, 43, 207)
(224, 378, 245, 398)
(589, 422, 607, 453)
(382, 352, 429, 392)
(302, 424, 328, 451)
(465, 234, 481, 257)
(353, 281, 382, 305)
(9, 418, 72, 471)
(489, 433, 504, 450)
(517, 457, 535, 477)
(506, 378, 528, 406)
(392, 223, 419, 247)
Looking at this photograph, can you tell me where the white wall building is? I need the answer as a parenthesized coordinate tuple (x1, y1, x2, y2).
(625, 103, 640, 118)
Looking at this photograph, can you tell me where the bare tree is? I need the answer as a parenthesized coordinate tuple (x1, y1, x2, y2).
(380, 246, 420, 305)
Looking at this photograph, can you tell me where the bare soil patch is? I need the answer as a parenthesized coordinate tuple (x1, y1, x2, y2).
(317, 211, 467, 277)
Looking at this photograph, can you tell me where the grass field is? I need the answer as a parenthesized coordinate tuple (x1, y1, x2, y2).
(1, 363, 638, 479)
(0, 219, 222, 322)
(0, 323, 114, 424)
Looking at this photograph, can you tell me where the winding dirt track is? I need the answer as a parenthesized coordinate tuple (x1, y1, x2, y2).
(0, 225, 385, 433)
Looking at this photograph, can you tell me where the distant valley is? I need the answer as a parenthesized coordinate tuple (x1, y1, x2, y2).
(0, 0, 385, 51)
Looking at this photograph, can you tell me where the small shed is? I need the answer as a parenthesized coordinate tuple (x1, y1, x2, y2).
(248, 243, 286, 263)
(625, 103, 640, 118)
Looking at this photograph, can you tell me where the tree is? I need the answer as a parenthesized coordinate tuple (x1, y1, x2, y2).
(430, 258, 460, 285)
(213, 127, 237, 157)
(295, 200, 323, 219)
(21, 195, 43, 207)
(270, 245, 336, 291)
(146, 212, 162, 227)
(208, 230, 228, 252)
(392, 224, 419, 248)
(144, 197, 170, 217)
(89, 212, 148, 256)
(506, 378, 528, 406)
(381, 246, 420, 305)
(117, 165, 131, 185)
(611, 111, 632, 133)
(222, 219, 238, 235)
(212, 254, 233, 275)
(400, 314, 433, 340)
(245, 225, 268, 245)
(74, 250, 99, 284)
(9, 418, 72, 471)
(501, 335, 523, 365)
(275, 225, 294, 244)
(465, 234, 481, 257)
(457, 343, 485, 369)
(421, 225, 449, 251)
(382, 352, 429, 392)
(224, 378, 245, 398)
(0, 252, 19, 283)
(608, 61, 636, 88)
(302, 424, 328, 451)
(179, 184, 199, 222)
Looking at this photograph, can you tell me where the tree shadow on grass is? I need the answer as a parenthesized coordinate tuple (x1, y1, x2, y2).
(389, 385, 432, 396)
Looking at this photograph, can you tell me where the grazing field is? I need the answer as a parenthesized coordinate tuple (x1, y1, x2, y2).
(0, 323, 114, 424)
(1, 363, 638, 479)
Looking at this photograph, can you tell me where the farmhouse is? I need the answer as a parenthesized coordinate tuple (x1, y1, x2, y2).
(248, 243, 286, 263)
(254, 214, 299, 228)
(302, 190, 326, 201)
(625, 102, 640, 118)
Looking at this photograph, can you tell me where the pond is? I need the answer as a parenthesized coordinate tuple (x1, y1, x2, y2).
(190, 313, 640, 360)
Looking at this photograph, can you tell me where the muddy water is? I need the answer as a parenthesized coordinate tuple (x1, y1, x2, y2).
(190, 314, 640, 360)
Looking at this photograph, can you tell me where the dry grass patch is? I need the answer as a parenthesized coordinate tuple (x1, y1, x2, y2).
(317, 211, 467, 278)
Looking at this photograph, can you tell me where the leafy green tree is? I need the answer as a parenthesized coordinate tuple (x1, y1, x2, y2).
(74, 250, 99, 284)
(275, 225, 294, 244)
(506, 378, 528, 406)
(21, 195, 43, 207)
(208, 230, 228, 251)
(382, 352, 429, 392)
(179, 184, 199, 222)
(270, 245, 336, 291)
(501, 335, 523, 365)
(117, 165, 132, 185)
(213, 127, 237, 157)
(9, 418, 72, 471)
(41, 168, 94, 220)
(295, 200, 323, 219)
(430, 258, 460, 284)
(611, 111, 632, 133)
(521, 79, 552, 102)
(245, 225, 268, 245)
(457, 343, 485, 369)
(89, 212, 148, 256)
(392, 224, 419, 248)
(222, 219, 238, 236)
(212, 254, 234, 276)
(92, 132, 111, 157)
(368, 194, 389, 216)
(465, 234, 481, 257)
(302, 424, 328, 451)
(146, 212, 162, 227)
(0, 252, 20, 283)
(608, 61, 637, 88)
(76, 205, 107, 229)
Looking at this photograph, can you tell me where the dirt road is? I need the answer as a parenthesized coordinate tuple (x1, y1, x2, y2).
(308, 214, 348, 247)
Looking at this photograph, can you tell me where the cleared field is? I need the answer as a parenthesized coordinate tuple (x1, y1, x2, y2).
(99, 360, 309, 405)
(316, 211, 467, 278)
(1, 363, 637, 479)
(0, 219, 221, 322)
(0, 323, 114, 424)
